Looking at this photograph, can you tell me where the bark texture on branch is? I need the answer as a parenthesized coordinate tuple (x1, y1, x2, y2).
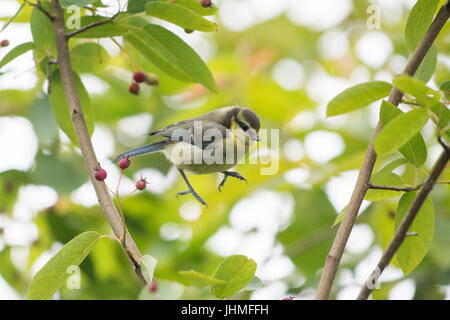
(50, 0, 147, 285)
(315, 1, 450, 300)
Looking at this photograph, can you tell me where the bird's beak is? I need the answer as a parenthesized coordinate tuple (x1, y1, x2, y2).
(249, 130, 260, 142)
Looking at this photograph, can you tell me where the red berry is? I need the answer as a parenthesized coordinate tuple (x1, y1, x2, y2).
(94, 168, 107, 181)
(148, 278, 158, 292)
(133, 70, 147, 83)
(136, 176, 148, 191)
(1, 40, 9, 47)
(282, 296, 294, 300)
(201, 0, 212, 8)
(129, 82, 140, 95)
(118, 156, 131, 170)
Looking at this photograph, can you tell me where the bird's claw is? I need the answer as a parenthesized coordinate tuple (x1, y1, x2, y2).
(218, 178, 226, 192)
(177, 189, 207, 206)
(218, 171, 247, 192)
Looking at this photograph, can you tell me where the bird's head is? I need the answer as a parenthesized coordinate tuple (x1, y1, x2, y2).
(232, 107, 261, 142)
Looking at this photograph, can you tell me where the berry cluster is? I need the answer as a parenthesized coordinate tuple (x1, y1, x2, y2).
(129, 70, 159, 95)
(94, 156, 149, 192)
(93, 157, 150, 250)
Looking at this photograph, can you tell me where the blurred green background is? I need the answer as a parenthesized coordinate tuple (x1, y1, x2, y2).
(0, 0, 449, 299)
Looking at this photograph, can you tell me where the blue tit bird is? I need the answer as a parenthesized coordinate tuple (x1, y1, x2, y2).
(113, 106, 261, 205)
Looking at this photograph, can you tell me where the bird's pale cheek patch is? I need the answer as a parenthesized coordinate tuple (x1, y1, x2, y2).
(231, 120, 239, 131)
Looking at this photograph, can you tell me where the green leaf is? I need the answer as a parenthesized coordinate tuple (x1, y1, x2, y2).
(375, 108, 429, 157)
(125, 19, 217, 92)
(178, 269, 228, 285)
(395, 192, 435, 275)
(211, 255, 257, 298)
(414, 44, 437, 83)
(377, 158, 409, 176)
(440, 80, 450, 94)
(30, 5, 56, 57)
(405, 0, 439, 51)
(31, 152, 87, 194)
(393, 74, 440, 107)
(73, 16, 129, 38)
(128, 0, 154, 13)
(379, 101, 427, 166)
(430, 102, 450, 139)
(145, 2, 217, 32)
(0, 170, 28, 213)
(0, 1, 25, 33)
(245, 276, 263, 290)
(60, 0, 99, 7)
(28, 231, 102, 300)
(161, 0, 218, 16)
(49, 69, 95, 146)
(0, 42, 35, 69)
(139, 255, 158, 284)
(326, 81, 392, 117)
(70, 42, 110, 73)
(332, 205, 347, 228)
(29, 97, 58, 146)
(89, 1, 108, 8)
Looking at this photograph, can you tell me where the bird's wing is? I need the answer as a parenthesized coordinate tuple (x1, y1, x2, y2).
(148, 120, 193, 137)
(149, 120, 229, 149)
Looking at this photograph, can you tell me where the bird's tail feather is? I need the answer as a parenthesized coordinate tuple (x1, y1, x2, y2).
(113, 141, 167, 163)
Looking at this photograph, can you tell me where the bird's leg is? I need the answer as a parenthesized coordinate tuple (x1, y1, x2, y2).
(177, 169, 207, 206)
(218, 171, 247, 192)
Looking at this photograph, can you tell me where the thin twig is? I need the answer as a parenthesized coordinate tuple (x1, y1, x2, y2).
(50, 0, 147, 285)
(368, 180, 449, 192)
(367, 183, 423, 192)
(358, 142, 450, 299)
(25, 0, 54, 20)
(315, 1, 450, 300)
(66, 12, 120, 39)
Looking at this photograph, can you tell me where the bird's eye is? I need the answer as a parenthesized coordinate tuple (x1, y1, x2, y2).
(239, 122, 249, 131)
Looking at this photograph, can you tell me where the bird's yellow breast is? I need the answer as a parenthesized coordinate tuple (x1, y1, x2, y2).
(163, 129, 253, 175)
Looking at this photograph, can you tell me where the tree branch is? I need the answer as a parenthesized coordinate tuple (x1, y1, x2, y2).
(357, 142, 449, 299)
(50, 0, 147, 285)
(315, 1, 450, 300)
(66, 12, 119, 39)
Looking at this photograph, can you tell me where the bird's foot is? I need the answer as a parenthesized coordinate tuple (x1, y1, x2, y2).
(218, 171, 247, 192)
(177, 189, 207, 206)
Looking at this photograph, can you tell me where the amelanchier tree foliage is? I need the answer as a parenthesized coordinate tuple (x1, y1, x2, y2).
(0, 0, 448, 300)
